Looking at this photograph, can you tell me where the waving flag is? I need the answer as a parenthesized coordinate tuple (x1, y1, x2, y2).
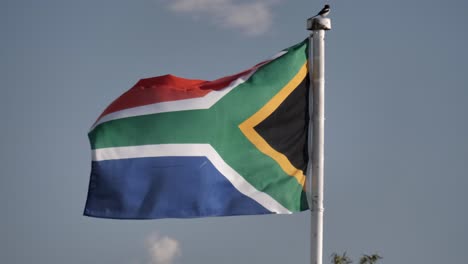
(85, 40, 310, 219)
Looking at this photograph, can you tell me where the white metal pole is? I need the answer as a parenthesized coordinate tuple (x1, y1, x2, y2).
(306, 13, 331, 264)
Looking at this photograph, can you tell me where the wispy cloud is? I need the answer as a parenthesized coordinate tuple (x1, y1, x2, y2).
(165, 0, 279, 36)
(146, 233, 181, 264)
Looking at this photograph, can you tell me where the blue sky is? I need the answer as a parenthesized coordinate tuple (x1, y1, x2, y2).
(1, 0, 468, 263)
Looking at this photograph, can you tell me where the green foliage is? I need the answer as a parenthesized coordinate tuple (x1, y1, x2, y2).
(359, 254, 382, 264)
(330, 252, 382, 264)
(330, 252, 352, 264)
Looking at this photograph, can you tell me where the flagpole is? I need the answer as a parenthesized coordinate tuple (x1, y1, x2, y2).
(307, 9, 331, 264)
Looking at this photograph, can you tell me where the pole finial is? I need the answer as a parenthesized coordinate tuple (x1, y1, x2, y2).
(307, 5, 332, 31)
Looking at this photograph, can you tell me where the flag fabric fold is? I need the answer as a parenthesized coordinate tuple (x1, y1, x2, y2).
(85, 40, 310, 219)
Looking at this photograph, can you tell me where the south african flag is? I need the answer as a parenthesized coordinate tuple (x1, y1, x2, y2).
(85, 40, 310, 219)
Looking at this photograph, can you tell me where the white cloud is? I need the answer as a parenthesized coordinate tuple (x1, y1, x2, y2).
(146, 233, 181, 264)
(166, 0, 278, 35)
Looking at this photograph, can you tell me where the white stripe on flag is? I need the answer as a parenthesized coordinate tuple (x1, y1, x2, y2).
(92, 144, 292, 214)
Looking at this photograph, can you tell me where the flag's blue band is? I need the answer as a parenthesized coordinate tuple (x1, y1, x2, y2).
(84, 156, 271, 219)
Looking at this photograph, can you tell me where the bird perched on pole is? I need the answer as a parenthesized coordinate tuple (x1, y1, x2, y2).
(315, 4, 330, 17)
(306, 4, 331, 30)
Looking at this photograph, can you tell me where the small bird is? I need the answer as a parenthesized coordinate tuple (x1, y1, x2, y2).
(315, 4, 330, 17)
